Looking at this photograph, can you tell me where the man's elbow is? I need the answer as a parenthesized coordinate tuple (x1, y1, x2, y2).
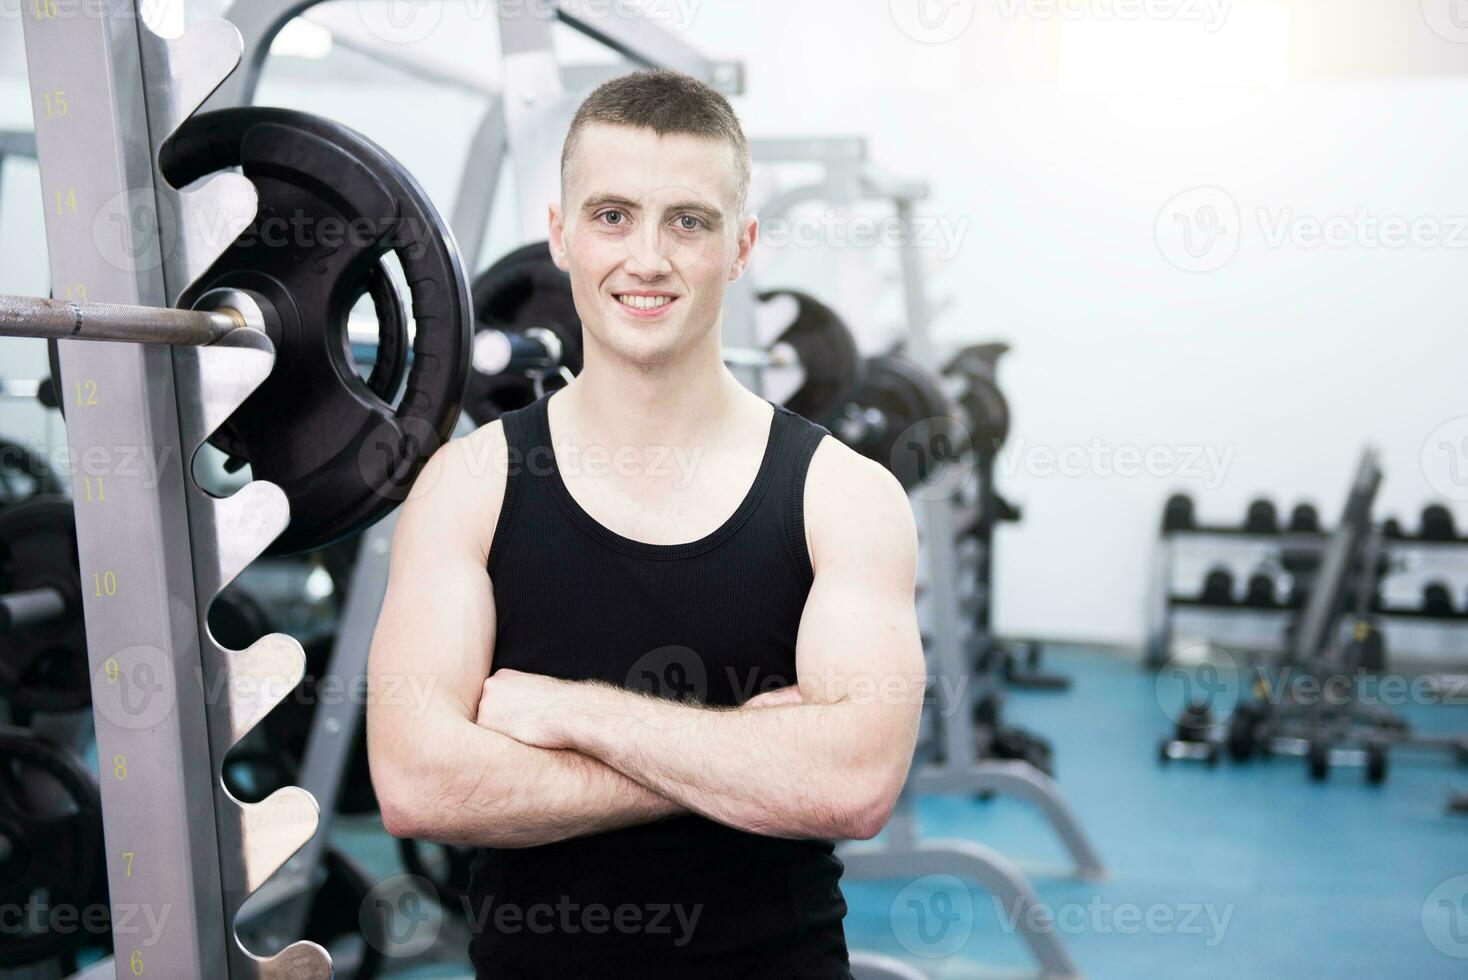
(835, 763, 908, 841)
(375, 763, 435, 840)
(370, 731, 465, 840)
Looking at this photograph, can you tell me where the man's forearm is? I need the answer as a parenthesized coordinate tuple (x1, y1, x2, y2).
(379, 714, 684, 848)
(555, 687, 907, 841)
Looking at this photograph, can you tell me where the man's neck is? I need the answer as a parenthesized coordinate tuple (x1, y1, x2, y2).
(556, 342, 760, 453)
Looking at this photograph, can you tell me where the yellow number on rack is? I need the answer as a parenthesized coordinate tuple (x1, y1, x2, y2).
(32, 0, 59, 19)
(129, 950, 143, 976)
(93, 571, 117, 597)
(43, 90, 67, 118)
(74, 380, 98, 408)
(81, 477, 104, 502)
(104, 658, 119, 684)
(113, 754, 127, 780)
(54, 188, 77, 215)
(64, 284, 88, 303)
(122, 851, 135, 877)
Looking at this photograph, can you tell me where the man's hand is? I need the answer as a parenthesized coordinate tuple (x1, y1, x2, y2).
(476, 669, 580, 749)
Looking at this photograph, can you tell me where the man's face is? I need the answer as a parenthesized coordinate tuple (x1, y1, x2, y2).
(551, 123, 753, 370)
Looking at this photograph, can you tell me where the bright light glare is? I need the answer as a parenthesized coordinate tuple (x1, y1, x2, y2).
(270, 18, 335, 61)
(1058, 2, 1290, 94)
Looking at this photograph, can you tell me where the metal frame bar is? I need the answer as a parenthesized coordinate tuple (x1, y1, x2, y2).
(21, 4, 333, 976)
(553, 0, 742, 93)
(21, 5, 231, 976)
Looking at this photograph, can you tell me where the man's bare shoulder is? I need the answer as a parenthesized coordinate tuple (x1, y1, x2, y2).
(394, 419, 510, 565)
(803, 434, 917, 574)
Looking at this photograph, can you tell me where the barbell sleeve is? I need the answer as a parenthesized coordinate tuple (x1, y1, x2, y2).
(0, 294, 244, 347)
(0, 587, 67, 633)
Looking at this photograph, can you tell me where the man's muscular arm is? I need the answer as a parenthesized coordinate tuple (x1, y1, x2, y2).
(477, 438, 925, 841)
(367, 423, 684, 849)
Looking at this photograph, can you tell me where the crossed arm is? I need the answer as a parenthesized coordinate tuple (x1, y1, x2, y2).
(368, 424, 923, 848)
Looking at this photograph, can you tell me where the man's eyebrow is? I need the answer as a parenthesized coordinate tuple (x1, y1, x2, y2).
(581, 193, 640, 215)
(580, 194, 724, 227)
(665, 200, 724, 227)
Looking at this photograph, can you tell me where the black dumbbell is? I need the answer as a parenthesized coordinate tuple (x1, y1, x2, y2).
(1244, 498, 1279, 534)
(1162, 493, 1196, 533)
(1423, 582, 1456, 618)
(1200, 566, 1235, 606)
(1243, 572, 1278, 608)
(1288, 502, 1320, 534)
(1421, 505, 1457, 542)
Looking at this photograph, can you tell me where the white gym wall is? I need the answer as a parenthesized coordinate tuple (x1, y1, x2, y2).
(2, 0, 1466, 649)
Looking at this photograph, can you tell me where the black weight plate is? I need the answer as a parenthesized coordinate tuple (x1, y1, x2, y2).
(758, 289, 862, 428)
(0, 497, 88, 711)
(161, 107, 472, 556)
(0, 727, 106, 966)
(46, 257, 411, 429)
(257, 633, 377, 815)
(397, 837, 476, 913)
(0, 436, 64, 511)
(209, 585, 274, 652)
(221, 745, 296, 806)
(303, 847, 386, 980)
(943, 343, 1011, 456)
(464, 242, 581, 426)
(841, 354, 961, 490)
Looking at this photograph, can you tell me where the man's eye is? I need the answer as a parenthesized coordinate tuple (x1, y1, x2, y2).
(676, 215, 704, 231)
(600, 211, 625, 226)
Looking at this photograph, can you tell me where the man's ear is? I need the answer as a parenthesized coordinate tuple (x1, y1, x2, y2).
(548, 203, 569, 272)
(729, 214, 759, 282)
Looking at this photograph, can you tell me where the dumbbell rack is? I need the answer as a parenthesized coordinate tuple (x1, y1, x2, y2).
(20, 5, 329, 977)
(1147, 514, 1468, 670)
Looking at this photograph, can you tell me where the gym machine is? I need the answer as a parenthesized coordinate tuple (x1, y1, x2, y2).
(1161, 450, 1468, 784)
(747, 163, 1104, 979)
(1147, 491, 1468, 670)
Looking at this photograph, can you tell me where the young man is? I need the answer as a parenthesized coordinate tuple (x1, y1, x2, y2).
(368, 70, 924, 978)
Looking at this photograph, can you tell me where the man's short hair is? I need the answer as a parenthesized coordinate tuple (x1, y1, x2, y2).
(561, 69, 751, 214)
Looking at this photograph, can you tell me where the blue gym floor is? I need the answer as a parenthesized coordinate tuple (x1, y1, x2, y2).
(332, 646, 1468, 979)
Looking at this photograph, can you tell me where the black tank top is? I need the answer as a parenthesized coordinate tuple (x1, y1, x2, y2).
(467, 392, 850, 979)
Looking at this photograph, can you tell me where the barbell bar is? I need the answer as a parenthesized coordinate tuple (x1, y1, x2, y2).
(0, 293, 253, 347)
(0, 587, 66, 633)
